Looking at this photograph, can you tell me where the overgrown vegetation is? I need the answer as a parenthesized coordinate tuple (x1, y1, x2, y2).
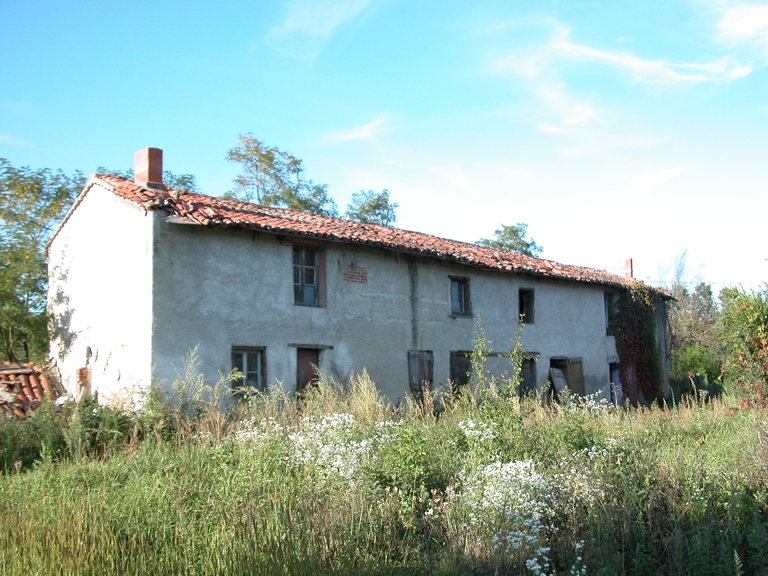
(2, 358, 768, 575)
(614, 284, 663, 405)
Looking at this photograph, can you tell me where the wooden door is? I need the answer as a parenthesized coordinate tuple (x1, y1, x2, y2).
(566, 359, 585, 397)
(297, 348, 319, 394)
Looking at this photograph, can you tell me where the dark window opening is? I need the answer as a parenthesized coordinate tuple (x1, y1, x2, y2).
(294, 246, 319, 306)
(609, 362, 621, 404)
(450, 277, 471, 316)
(519, 289, 534, 323)
(519, 357, 537, 396)
(232, 347, 266, 392)
(605, 292, 618, 334)
(547, 357, 584, 400)
(449, 351, 472, 393)
(408, 350, 434, 398)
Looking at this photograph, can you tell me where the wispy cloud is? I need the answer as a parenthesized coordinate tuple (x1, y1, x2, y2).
(551, 27, 751, 83)
(327, 114, 396, 142)
(716, 2, 768, 55)
(266, 0, 371, 60)
(490, 23, 751, 138)
(0, 134, 32, 147)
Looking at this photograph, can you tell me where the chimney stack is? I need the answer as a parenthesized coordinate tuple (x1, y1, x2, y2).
(134, 147, 165, 189)
(624, 258, 634, 279)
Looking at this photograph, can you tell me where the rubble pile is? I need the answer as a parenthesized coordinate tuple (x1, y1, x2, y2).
(0, 363, 62, 418)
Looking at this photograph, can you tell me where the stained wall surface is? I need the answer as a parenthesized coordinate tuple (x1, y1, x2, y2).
(150, 220, 620, 402)
(48, 183, 155, 403)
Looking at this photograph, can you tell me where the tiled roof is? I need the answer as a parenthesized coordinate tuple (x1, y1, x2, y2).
(83, 174, 656, 292)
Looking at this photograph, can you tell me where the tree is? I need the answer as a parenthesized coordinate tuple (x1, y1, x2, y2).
(226, 134, 338, 216)
(720, 286, 768, 404)
(344, 189, 398, 226)
(664, 251, 724, 391)
(476, 223, 542, 257)
(0, 159, 83, 362)
(96, 167, 200, 193)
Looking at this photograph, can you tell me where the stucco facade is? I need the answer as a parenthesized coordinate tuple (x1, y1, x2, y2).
(48, 166, 669, 405)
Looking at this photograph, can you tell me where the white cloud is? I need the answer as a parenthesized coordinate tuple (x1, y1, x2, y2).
(0, 134, 32, 147)
(327, 115, 395, 142)
(716, 3, 768, 55)
(266, 0, 371, 60)
(547, 26, 751, 84)
(489, 24, 751, 138)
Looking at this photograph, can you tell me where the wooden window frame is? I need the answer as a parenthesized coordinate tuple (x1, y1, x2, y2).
(293, 244, 326, 307)
(519, 288, 535, 324)
(231, 346, 266, 392)
(449, 276, 471, 317)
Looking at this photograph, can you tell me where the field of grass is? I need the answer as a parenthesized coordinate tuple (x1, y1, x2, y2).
(1, 368, 768, 575)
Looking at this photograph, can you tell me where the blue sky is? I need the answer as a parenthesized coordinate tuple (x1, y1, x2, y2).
(2, 0, 767, 291)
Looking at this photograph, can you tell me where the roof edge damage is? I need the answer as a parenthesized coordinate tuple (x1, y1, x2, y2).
(60, 173, 667, 295)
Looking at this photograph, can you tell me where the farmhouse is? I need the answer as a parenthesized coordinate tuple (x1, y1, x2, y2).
(47, 148, 669, 405)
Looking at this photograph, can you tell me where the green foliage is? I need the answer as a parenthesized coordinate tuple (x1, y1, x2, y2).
(476, 222, 543, 257)
(720, 285, 768, 405)
(344, 189, 398, 226)
(0, 158, 82, 361)
(2, 381, 768, 575)
(95, 166, 200, 192)
(226, 133, 338, 216)
(614, 284, 663, 404)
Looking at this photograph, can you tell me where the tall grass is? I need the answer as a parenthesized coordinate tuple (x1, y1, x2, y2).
(1, 365, 767, 575)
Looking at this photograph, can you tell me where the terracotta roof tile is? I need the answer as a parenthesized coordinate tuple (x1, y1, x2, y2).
(91, 174, 662, 293)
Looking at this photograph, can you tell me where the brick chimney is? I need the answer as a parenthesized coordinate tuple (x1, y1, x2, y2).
(134, 147, 165, 189)
(624, 258, 634, 279)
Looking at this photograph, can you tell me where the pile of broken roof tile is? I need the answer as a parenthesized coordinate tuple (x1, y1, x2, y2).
(0, 363, 62, 419)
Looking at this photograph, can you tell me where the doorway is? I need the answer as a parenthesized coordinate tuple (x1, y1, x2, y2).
(297, 348, 320, 394)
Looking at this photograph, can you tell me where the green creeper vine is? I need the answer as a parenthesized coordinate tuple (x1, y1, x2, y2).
(614, 284, 662, 405)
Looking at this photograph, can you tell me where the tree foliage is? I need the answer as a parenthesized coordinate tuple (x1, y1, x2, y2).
(476, 223, 542, 257)
(226, 134, 338, 216)
(664, 252, 724, 394)
(0, 159, 82, 362)
(344, 189, 398, 226)
(96, 167, 200, 193)
(720, 285, 768, 406)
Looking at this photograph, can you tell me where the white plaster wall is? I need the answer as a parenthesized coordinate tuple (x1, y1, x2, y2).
(48, 182, 154, 403)
(150, 221, 618, 403)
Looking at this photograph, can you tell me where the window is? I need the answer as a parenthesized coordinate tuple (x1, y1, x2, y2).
(449, 351, 472, 392)
(294, 246, 319, 306)
(519, 289, 534, 323)
(232, 347, 265, 392)
(547, 357, 584, 401)
(408, 350, 434, 398)
(519, 357, 537, 396)
(604, 292, 618, 334)
(450, 277, 470, 316)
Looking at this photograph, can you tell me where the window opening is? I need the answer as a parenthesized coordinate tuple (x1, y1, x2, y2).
(449, 351, 472, 393)
(450, 277, 470, 316)
(232, 347, 265, 392)
(519, 289, 534, 323)
(519, 357, 537, 396)
(294, 246, 318, 306)
(605, 292, 618, 334)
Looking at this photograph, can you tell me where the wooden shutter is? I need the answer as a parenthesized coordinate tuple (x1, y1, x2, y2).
(566, 358, 585, 397)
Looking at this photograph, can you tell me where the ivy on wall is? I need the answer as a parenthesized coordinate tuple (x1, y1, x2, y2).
(614, 284, 662, 405)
